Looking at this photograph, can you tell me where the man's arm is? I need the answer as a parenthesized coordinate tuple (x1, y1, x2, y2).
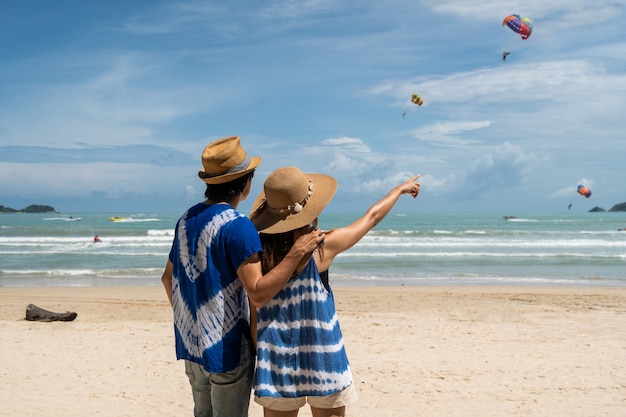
(161, 260, 174, 306)
(238, 228, 324, 307)
(249, 298, 258, 350)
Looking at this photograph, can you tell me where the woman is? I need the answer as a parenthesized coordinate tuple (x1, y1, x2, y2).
(249, 166, 420, 417)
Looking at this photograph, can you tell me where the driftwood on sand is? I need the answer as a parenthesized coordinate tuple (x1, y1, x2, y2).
(25, 304, 77, 322)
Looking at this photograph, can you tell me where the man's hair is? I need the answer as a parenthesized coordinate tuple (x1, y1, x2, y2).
(204, 170, 255, 203)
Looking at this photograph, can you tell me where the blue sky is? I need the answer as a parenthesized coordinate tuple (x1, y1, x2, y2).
(1, 0, 625, 215)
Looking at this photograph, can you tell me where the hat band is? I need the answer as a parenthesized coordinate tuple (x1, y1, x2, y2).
(267, 180, 314, 214)
(199, 156, 251, 179)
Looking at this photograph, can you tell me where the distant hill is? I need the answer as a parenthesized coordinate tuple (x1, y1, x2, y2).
(0, 204, 57, 213)
(589, 202, 626, 212)
(609, 202, 626, 212)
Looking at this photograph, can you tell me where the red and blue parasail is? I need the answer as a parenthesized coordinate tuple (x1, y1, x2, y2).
(502, 14, 533, 40)
(577, 184, 592, 198)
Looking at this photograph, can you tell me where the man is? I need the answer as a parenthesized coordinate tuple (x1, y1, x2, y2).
(161, 136, 325, 417)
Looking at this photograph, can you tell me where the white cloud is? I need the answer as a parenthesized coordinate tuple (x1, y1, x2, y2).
(0, 162, 194, 200)
(322, 137, 372, 153)
(259, 0, 336, 20)
(368, 59, 626, 154)
(324, 152, 368, 176)
(122, 2, 226, 34)
(422, 0, 623, 25)
(454, 143, 544, 198)
(412, 120, 491, 146)
(418, 173, 456, 196)
(372, 60, 626, 108)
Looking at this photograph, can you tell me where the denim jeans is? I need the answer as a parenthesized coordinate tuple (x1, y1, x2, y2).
(184, 335, 255, 417)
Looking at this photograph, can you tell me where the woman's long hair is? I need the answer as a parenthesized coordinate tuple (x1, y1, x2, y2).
(259, 227, 324, 275)
(259, 232, 295, 274)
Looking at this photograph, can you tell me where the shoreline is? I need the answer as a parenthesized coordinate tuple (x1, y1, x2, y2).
(3, 275, 626, 289)
(2, 285, 625, 416)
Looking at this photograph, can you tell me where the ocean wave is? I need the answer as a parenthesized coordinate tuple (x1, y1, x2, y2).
(355, 237, 626, 248)
(0, 267, 163, 277)
(337, 251, 626, 259)
(148, 229, 175, 236)
(328, 273, 626, 287)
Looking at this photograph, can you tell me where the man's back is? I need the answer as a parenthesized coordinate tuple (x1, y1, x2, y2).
(169, 202, 261, 373)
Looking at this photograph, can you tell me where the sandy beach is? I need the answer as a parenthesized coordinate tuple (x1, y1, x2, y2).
(1, 285, 625, 417)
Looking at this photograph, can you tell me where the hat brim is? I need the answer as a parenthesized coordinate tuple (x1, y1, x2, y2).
(198, 156, 261, 184)
(250, 173, 337, 234)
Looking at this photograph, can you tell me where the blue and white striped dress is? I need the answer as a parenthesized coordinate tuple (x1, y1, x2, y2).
(254, 257, 353, 398)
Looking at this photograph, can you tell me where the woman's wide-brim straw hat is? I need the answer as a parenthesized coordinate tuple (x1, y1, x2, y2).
(250, 166, 337, 234)
(198, 136, 261, 184)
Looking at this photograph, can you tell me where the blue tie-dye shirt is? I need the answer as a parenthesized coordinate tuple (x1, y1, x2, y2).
(168, 202, 261, 373)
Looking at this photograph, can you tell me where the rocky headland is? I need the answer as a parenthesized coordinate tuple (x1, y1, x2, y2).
(0, 204, 57, 213)
(589, 202, 626, 212)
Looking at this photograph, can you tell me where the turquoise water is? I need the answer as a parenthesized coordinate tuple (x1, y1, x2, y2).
(1, 211, 626, 287)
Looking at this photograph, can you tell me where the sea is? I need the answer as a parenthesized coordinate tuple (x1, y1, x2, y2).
(1, 211, 625, 288)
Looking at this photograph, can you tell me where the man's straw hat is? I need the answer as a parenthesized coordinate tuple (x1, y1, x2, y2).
(197, 136, 261, 184)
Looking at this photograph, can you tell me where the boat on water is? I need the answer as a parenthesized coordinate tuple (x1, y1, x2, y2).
(108, 216, 127, 222)
(503, 216, 518, 221)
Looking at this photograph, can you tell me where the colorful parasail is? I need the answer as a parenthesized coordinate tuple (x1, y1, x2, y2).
(577, 184, 592, 198)
(411, 94, 423, 106)
(502, 14, 533, 40)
